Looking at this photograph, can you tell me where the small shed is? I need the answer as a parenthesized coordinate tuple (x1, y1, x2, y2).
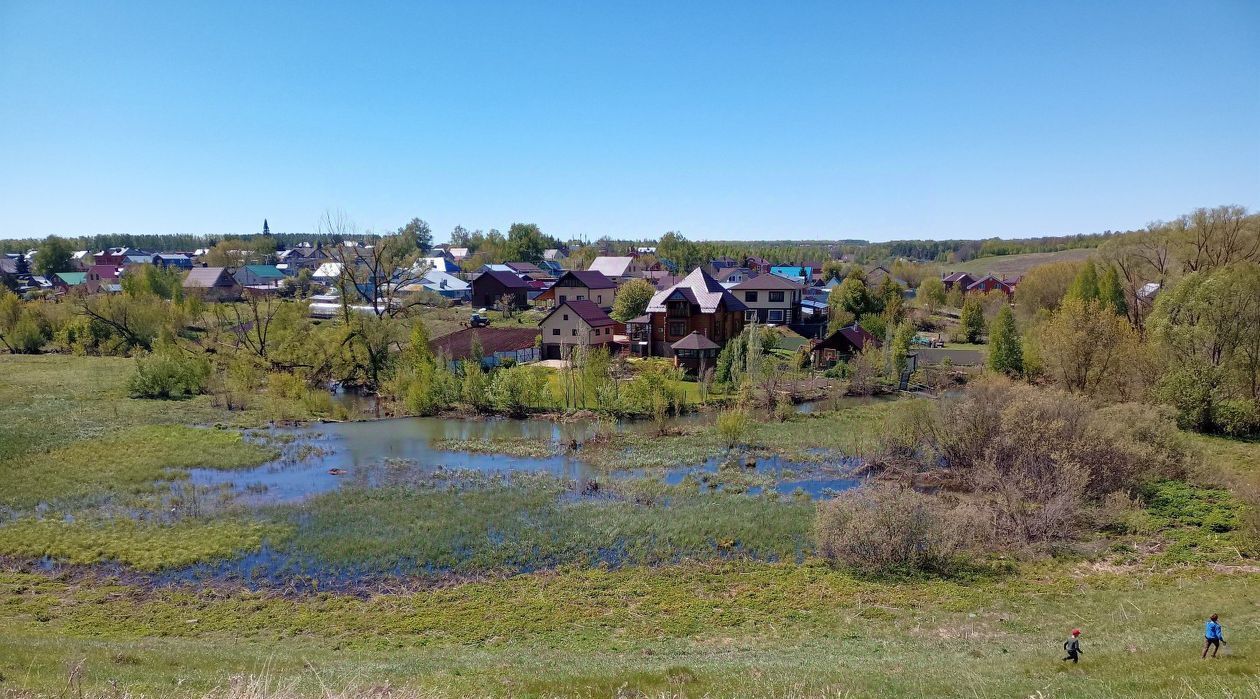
(811, 324, 880, 369)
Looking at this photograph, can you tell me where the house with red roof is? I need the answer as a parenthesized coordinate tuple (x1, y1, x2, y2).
(533, 270, 618, 310)
(539, 300, 618, 360)
(470, 270, 531, 309)
(811, 323, 881, 369)
(941, 272, 976, 292)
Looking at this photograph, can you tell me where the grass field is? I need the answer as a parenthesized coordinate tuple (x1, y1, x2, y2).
(946, 248, 1096, 278)
(1, 354, 1258, 698)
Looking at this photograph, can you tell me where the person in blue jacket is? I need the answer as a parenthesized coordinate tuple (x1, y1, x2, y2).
(1203, 614, 1226, 659)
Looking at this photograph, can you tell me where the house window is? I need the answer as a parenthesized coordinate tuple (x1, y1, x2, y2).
(577, 294, 585, 300)
(552, 328, 560, 336)
(768, 309, 784, 322)
(563, 314, 568, 321)
(769, 291, 784, 302)
(559, 294, 566, 302)
(745, 310, 757, 322)
(745, 291, 758, 302)
(668, 321, 686, 337)
(572, 329, 578, 336)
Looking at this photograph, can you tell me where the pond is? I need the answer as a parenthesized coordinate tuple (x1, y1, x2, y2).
(190, 406, 869, 507)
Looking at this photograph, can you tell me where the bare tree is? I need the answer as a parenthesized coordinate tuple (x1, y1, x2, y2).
(1177, 205, 1260, 273)
(319, 211, 431, 319)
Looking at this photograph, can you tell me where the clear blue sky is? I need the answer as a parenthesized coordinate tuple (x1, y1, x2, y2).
(2, 1, 1257, 243)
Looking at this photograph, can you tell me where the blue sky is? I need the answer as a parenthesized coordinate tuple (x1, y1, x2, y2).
(1, 1, 1257, 242)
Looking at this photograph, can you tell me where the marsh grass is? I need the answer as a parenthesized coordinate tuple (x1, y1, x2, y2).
(283, 475, 812, 573)
(429, 437, 557, 459)
(0, 424, 278, 512)
(0, 518, 292, 571)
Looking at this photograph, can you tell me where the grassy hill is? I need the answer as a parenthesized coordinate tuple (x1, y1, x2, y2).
(946, 247, 1096, 277)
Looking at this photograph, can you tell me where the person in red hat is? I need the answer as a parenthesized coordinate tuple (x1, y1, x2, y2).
(1062, 629, 1083, 663)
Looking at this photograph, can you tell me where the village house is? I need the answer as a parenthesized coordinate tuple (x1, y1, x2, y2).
(429, 326, 540, 369)
(470, 269, 531, 309)
(84, 264, 122, 294)
(536, 270, 618, 310)
(769, 265, 812, 285)
(965, 274, 1014, 296)
(625, 267, 746, 361)
(401, 269, 470, 301)
(233, 264, 286, 288)
(713, 267, 755, 285)
(730, 273, 803, 325)
(587, 256, 642, 282)
(183, 267, 242, 302)
(811, 323, 881, 369)
(539, 300, 618, 360)
(52, 272, 87, 293)
(941, 272, 976, 292)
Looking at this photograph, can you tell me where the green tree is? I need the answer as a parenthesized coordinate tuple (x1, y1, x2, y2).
(888, 321, 915, 379)
(987, 306, 1023, 376)
(1066, 261, 1099, 303)
(1098, 264, 1127, 316)
(610, 278, 655, 322)
(262, 219, 271, 236)
(503, 223, 550, 263)
(918, 276, 946, 313)
(960, 297, 985, 343)
(398, 218, 433, 252)
(34, 236, 74, 276)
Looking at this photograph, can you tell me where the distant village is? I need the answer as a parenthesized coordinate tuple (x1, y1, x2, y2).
(1, 239, 1022, 374)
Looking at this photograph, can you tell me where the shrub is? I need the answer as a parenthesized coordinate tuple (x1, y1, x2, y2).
(1214, 399, 1260, 438)
(127, 350, 211, 399)
(715, 408, 751, 448)
(815, 483, 982, 575)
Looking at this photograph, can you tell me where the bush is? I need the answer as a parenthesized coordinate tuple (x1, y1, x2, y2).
(715, 408, 751, 448)
(815, 483, 981, 575)
(1214, 399, 1260, 438)
(127, 350, 211, 399)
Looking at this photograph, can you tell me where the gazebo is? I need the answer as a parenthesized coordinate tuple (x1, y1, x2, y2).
(670, 331, 721, 375)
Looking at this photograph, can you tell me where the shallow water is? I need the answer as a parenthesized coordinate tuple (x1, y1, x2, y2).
(190, 410, 866, 506)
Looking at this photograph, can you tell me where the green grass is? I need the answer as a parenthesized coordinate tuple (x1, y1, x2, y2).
(0, 424, 277, 512)
(0, 562, 1256, 697)
(0, 517, 291, 571)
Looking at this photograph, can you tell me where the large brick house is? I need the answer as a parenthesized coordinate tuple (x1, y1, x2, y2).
(625, 268, 746, 359)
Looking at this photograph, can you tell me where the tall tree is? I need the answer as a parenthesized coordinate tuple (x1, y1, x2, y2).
(1098, 264, 1127, 316)
(34, 236, 74, 276)
(1066, 261, 1099, 303)
(262, 219, 271, 236)
(960, 297, 985, 343)
(611, 278, 656, 322)
(398, 218, 433, 253)
(987, 306, 1023, 376)
(917, 276, 946, 313)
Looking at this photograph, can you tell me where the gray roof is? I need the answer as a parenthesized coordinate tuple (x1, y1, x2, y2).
(184, 267, 237, 288)
(646, 268, 747, 314)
